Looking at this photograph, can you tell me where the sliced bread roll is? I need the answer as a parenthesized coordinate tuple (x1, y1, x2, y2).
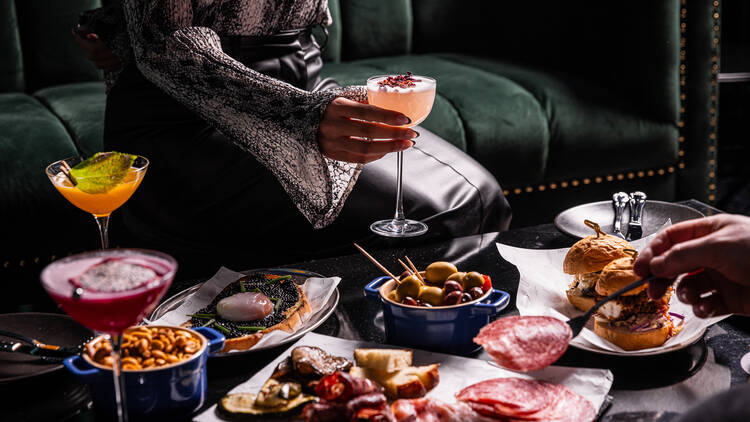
(349, 364, 440, 399)
(354, 348, 412, 373)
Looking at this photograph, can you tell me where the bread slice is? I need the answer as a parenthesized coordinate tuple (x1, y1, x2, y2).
(349, 364, 439, 399)
(354, 348, 412, 373)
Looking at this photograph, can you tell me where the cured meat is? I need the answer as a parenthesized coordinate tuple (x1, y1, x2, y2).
(391, 398, 496, 422)
(315, 371, 383, 402)
(456, 378, 596, 422)
(515, 385, 596, 422)
(302, 401, 347, 422)
(474, 316, 571, 372)
(456, 378, 557, 416)
(348, 392, 395, 422)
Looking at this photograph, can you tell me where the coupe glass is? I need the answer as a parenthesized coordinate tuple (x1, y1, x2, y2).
(45, 155, 149, 248)
(41, 249, 177, 422)
(366, 75, 436, 237)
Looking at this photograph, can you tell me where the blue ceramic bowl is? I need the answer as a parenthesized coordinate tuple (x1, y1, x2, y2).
(64, 326, 224, 419)
(365, 276, 510, 355)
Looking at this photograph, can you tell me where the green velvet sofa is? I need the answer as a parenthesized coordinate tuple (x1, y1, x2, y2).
(0, 0, 720, 310)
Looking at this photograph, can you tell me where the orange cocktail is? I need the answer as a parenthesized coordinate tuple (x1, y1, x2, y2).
(51, 168, 145, 217)
(46, 154, 149, 249)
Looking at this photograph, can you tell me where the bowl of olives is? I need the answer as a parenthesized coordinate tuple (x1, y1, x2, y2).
(364, 261, 510, 355)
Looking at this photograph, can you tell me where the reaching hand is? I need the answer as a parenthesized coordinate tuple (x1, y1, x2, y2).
(72, 28, 121, 70)
(318, 97, 417, 164)
(634, 214, 750, 317)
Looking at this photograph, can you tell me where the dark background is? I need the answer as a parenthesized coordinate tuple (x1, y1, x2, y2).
(716, 0, 750, 213)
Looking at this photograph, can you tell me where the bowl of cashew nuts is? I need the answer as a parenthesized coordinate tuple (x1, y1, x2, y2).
(63, 325, 225, 419)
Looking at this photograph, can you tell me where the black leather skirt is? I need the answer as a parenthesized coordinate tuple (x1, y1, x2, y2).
(104, 28, 510, 278)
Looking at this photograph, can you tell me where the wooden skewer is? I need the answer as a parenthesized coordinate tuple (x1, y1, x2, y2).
(59, 161, 77, 185)
(404, 256, 425, 283)
(353, 243, 398, 281)
(398, 259, 416, 278)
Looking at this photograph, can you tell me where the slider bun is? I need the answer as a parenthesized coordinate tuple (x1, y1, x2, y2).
(594, 319, 670, 351)
(566, 288, 596, 312)
(596, 257, 646, 296)
(563, 235, 633, 275)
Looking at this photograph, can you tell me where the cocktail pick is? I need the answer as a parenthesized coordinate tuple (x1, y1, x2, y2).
(397, 259, 417, 279)
(353, 243, 398, 281)
(59, 160, 77, 185)
(584, 219, 605, 238)
(404, 256, 425, 283)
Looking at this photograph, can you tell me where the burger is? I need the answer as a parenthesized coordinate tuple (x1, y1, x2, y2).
(562, 233, 632, 312)
(593, 256, 678, 351)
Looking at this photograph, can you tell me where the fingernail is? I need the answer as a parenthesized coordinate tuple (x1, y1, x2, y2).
(398, 116, 411, 125)
(410, 140, 417, 147)
(410, 130, 420, 138)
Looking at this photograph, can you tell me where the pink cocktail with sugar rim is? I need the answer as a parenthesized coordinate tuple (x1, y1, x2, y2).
(41, 249, 177, 422)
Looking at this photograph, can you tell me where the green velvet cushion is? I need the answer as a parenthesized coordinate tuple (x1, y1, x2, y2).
(0, 93, 94, 262)
(0, 0, 24, 92)
(321, 62, 467, 151)
(34, 82, 107, 158)
(350, 55, 549, 185)
(437, 54, 679, 181)
(14, 0, 102, 92)
(340, 0, 412, 61)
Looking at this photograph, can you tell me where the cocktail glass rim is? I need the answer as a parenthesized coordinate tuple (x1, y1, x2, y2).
(45, 154, 150, 181)
(366, 74, 436, 88)
(40, 248, 177, 298)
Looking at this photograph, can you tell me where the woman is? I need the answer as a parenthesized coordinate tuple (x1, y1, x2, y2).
(75, 0, 510, 277)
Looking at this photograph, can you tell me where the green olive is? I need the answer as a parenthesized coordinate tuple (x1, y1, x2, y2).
(396, 275, 422, 299)
(387, 290, 402, 303)
(463, 271, 485, 290)
(418, 286, 444, 306)
(446, 272, 467, 286)
(425, 262, 459, 285)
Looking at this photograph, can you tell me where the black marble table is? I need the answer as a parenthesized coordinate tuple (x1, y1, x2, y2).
(14, 200, 750, 421)
(177, 199, 748, 422)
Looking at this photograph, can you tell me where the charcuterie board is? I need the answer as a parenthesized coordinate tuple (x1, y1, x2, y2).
(194, 332, 614, 422)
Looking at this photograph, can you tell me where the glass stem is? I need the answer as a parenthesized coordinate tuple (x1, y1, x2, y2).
(393, 151, 405, 222)
(94, 215, 110, 249)
(109, 333, 128, 422)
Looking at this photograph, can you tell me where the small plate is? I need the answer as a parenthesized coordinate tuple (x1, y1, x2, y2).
(0, 313, 93, 385)
(148, 268, 339, 356)
(569, 326, 707, 357)
(555, 200, 704, 239)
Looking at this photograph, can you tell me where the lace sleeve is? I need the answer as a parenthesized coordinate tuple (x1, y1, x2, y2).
(121, 0, 366, 228)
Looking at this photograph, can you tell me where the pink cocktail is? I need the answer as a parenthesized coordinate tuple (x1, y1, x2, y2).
(367, 74, 436, 237)
(41, 249, 177, 422)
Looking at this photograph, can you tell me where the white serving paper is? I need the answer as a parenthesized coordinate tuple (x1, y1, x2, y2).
(496, 224, 729, 354)
(150, 267, 340, 350)
(194, 332, 614, 422)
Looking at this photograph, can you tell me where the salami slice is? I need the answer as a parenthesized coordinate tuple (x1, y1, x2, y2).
(457, 378, 595, 422)
(456, 378, 557, 416)
(513, 385, 596, 422)
(474, 316, 571, 372)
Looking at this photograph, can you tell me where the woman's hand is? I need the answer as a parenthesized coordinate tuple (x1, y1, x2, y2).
(72, 28, 122, 70)
(634, 214, 750, 317)
(319, 97, 418, 164)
